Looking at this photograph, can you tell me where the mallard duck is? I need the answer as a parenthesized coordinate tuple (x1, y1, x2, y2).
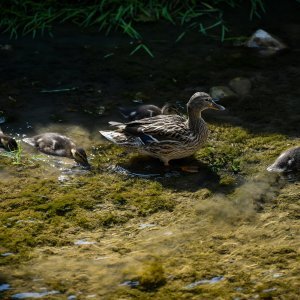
(0, 128, 18, 151)
(118, 102, 180, 121)
(23, 133, 90, 167)
(100, 92, 225, 166)
(267, 146, 300, 173)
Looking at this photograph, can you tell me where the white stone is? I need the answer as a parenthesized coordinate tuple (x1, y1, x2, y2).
(246, 29, 287, 52)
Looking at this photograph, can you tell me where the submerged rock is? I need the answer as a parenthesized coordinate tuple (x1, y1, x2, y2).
(0, 283, 10, 292)
(185, 276, 224, 289)
(209, 86, 238, 100)
(245, 29, 287, 55)
(11, 290, 60, 299)
(1, 252, 14, 256)
(267, 146, 300, 173)
(74, 239, 96, 245)
(120, 280, 140, 288)
(229, 77, 252, 96)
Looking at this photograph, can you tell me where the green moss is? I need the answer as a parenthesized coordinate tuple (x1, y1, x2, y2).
(0, 119, 299, 299)
(138, 259, 167, 291)
(219, 174, 236, 186)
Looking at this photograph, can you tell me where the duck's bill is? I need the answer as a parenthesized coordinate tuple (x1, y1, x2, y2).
(210, 100, 225, 110)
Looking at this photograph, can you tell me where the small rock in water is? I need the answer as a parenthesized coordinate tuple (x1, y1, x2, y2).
(185, 276, 224, 289)
(209, 86, 238, 100)
(138, 223, 156, 229)
(229, 77, 252, 96)
(262, 287, 277, 293)
(0, 116, 6, 124)
(273, 273, 283, 278)
(245, 29, 287, 55)
(0, 283, 11, 292)
(67, 295, 77, 300)
(1, 252, 14, 257)
(0, 44, 12, 51)
(120, 280, 140, 288)
(74, 239, 96, 245)
(11, 290, 60, 299)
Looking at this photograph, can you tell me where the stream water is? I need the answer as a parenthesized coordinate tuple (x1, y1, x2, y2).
(0, 8, 300, 299)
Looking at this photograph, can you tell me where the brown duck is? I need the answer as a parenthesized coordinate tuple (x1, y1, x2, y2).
(100, 92, 225, 166)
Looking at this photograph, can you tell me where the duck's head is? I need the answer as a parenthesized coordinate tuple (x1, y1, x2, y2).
(1, 137, 18, 151)
(161, 103, 181, 115)
(187, 92, 225, 112)
(71, 147, 90, 167)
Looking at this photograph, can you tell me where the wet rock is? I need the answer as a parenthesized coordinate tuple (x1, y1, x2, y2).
(11, 290, 60, 299)
(0, 44, 12, 51)
(209, 86, 238, 100)
(245, 29, 288, 55)
(0, 283, 11, 292)
(185, 276, 224, 289)
(120, 280, 140, 288)
(74, 239, 96, 245)
(138, 223, 156, 229)
(1, 252, 14, 256)
(229, 77, 251, 96)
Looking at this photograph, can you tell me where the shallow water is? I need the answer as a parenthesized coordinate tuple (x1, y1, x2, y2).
(1, 12, 300, 299)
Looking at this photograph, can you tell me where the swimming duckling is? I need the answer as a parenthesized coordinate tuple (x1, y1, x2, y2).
(0, 128, 18, 151)
(100, 92, 225, 166)
(23, 133, 90, 167)
(267, 146, 300, 173)
(118, 102, 180, 121)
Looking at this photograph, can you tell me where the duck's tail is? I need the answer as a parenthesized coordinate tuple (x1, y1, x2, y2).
(99, 130, 143, 147)
(99, 131, 121, 144)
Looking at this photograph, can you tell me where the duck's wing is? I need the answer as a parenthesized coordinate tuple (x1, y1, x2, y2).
(115, 115, 188, 144)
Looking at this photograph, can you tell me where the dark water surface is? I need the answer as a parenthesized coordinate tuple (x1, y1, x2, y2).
(0, 10, 300, 300)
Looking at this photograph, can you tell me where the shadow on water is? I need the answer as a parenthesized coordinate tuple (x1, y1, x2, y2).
(110, 155, 221, 193)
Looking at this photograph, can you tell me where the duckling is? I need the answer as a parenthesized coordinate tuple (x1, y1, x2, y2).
(23, 133, 90, 167)
(118, 102, 180, 121)
(0, 128, 18, 151)
(100, 92, 225, 166)
(267, 146, 300, 173)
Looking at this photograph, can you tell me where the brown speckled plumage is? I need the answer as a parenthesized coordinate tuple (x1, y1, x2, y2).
(100, 92, 225, 166)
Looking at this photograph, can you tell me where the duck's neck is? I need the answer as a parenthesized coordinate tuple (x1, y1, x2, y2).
(187, 107, 205, 132)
